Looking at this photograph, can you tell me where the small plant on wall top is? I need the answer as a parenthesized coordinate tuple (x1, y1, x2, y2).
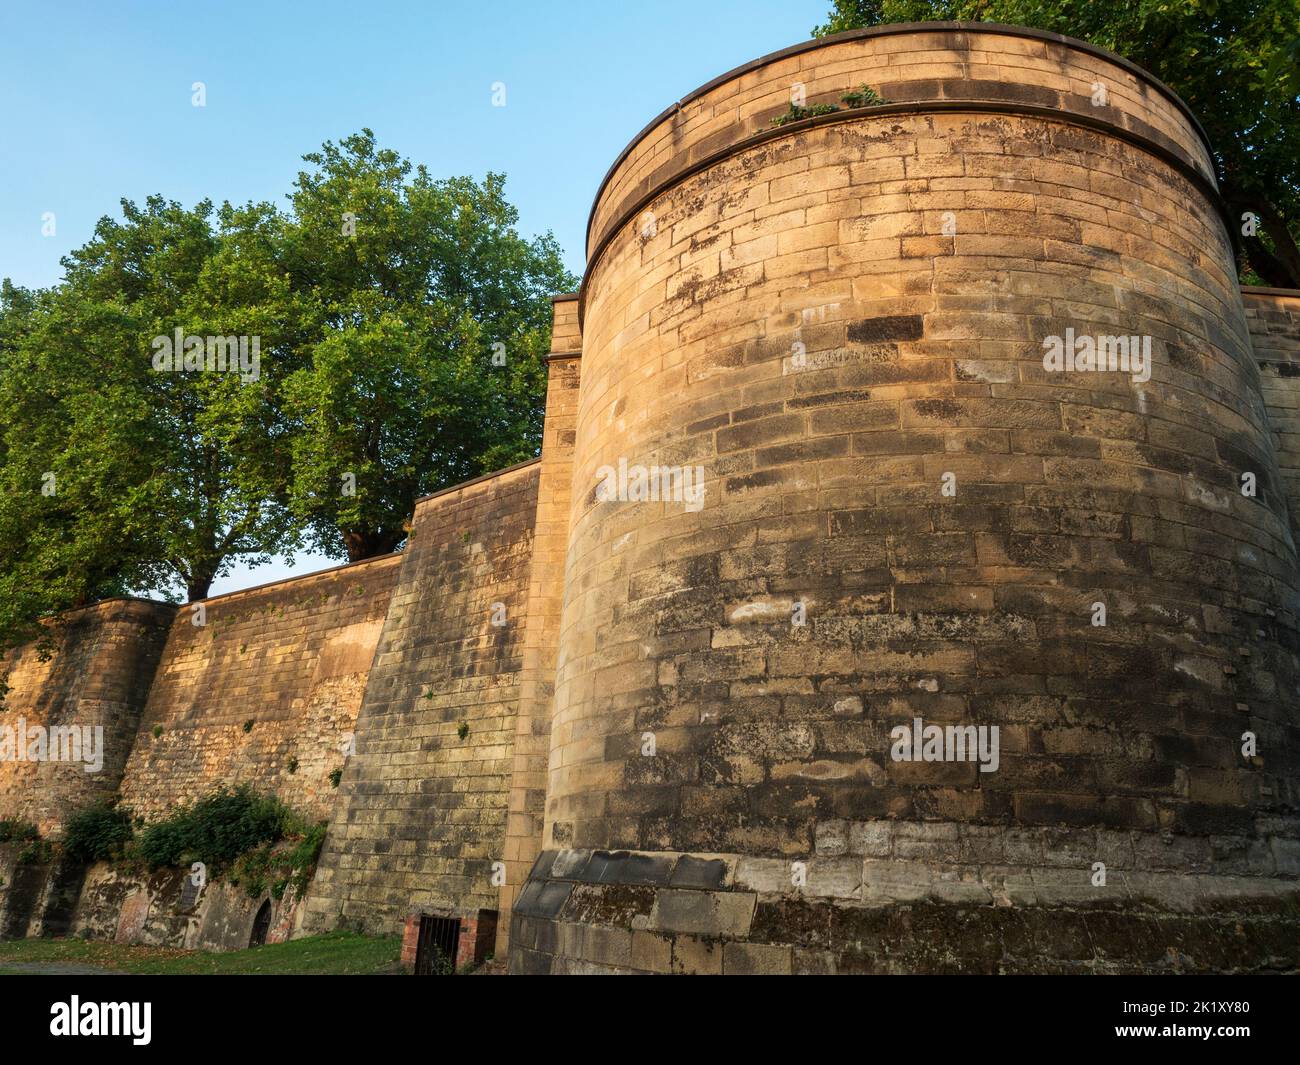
(841, 84, 886, 108)
(242, 719, 255, 733)
(152, 725, 163, 739)
(286, 757, 299, 774)
(769, 84, 887, 127)
(770, 101, 839, 126)
(457, 721, 470, 740)
(328, 767, 343, 788)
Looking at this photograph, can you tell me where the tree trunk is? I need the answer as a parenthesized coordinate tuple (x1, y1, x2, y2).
(1226, 185, 1300, 288)
(187, 573, 214, 602)
(342, 528, 405, 562)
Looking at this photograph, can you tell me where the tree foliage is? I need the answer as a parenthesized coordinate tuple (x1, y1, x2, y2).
(0, 130, 575, 648)
(280, 131, 574, 561)
(813, 0, 1300, 286)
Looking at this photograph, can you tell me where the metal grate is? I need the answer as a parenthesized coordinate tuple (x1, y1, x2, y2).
(179, 875, 202, 912)
(414, 914, 461, 975)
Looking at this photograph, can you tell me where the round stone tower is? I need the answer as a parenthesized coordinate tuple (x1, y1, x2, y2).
(510, 23, 1300, 974)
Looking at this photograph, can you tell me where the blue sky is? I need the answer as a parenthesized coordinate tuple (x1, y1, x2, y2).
(0, 0, 829, 595)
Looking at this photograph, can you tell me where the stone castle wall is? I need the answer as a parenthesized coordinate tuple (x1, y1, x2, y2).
(0, 599, 176, 835)
(496, 298, 583, 952)
(301, 460, 541, 935)
(3, 21, 1300, 974)
(509, 23, 1300, 974)
(1247, 287, 1300, 544)
(117, 554, 401, 824)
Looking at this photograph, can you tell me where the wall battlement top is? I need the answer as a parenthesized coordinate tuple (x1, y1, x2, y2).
(581, 22, 1220, 326)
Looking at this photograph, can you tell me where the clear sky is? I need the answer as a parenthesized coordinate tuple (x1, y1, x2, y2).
(0, 0, 830, 595)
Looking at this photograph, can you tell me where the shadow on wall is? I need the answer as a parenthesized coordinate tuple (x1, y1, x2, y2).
(0, 846, 300, 951)
(0, 601, 176, 837)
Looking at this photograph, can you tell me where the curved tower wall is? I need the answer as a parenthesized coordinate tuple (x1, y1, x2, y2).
(510, 24, 1300, 974)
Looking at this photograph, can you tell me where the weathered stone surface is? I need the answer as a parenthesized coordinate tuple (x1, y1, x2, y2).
(8, 24, 1300, 975)
(120, 557, 400, 824)
(723, 941, 793, 975)
(508, 24, 1300, 974)
(301, 462, 541, 935)
(0, 599, 176, 835)
(651, 888, 757, 936)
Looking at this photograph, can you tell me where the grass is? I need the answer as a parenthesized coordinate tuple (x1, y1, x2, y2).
(0, 930, 403, 975)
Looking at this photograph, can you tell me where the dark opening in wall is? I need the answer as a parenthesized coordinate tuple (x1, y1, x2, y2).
(249, 899, 272, 947)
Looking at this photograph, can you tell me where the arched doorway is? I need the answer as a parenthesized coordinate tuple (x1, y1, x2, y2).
(249, 899, 272, 947)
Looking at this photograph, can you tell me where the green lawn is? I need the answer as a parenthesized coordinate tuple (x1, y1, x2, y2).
(0, 930, 403, 975)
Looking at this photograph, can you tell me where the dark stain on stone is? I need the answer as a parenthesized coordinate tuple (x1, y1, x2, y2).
(911, 398, 964, 420)
(847, 315, 924, 343)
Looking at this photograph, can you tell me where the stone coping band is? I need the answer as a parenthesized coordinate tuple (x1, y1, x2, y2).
(409, 455, 540, 506)
(576, 99, 1232, 328)
(584, 21, 1218, 259)
(1242, 286, 1300, 298)
(190, 550, 402, 606)
(516, 846, 1299, 915)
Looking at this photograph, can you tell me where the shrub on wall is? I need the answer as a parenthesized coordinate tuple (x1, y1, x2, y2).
(16, 839, 53, 865)
(0, 819, 39, 843)
(62, 802, 134, 863)
(50, 785, 324, 896)
(135, 785, 288, 875)
(231, 820, 328, 900)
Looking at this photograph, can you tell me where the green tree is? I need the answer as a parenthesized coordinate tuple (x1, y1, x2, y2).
(0, 280, 164, 653)
(0, 129, 575, 652)
(813, 0, 1300, 286)
(0, 195, 304, 617)
(279, 130, 577, 560)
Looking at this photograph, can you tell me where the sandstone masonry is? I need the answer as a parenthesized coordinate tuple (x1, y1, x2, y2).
(2, 22, 1300, 973)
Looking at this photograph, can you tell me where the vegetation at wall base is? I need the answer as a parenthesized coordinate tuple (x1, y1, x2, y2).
(15, 839, 53, 865)
(132, 785, 288, 875)
(62, 801, 132, 863)
(0, 819, 39, 843)
(52, 789, 327, 900)
(231, 821, 327, 900)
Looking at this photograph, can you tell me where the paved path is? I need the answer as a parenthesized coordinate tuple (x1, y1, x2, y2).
(0, 961, 120, 975)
